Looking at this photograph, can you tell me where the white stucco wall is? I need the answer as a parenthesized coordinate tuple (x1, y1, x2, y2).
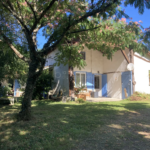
(45, 49, 69, 95)
(134, 53, 150, 94)
(103, 49, 129, 73)
(74, 47, 103, 74)
(74, 47, 130, 74)
(107, 73, 122, 99)
(74, 47, 130, 99)
(45, 49, 58, 66)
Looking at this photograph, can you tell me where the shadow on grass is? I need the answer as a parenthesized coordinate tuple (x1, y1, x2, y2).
(0, 100, 150, 150)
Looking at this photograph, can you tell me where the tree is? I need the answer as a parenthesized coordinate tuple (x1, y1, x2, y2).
(0, 46, 28, 83)
(0, 0, 149, 120)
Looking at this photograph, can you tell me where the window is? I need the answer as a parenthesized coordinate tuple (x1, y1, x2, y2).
(95, 76, 99, 89)
(76, 73, 86, 87)
(80, 52, 86, 60)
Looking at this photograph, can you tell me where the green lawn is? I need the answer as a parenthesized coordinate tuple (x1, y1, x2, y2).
(1, 99, 150, 150)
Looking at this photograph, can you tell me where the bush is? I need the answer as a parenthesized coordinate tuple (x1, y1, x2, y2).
(0, 98, 10, 104)
(32, 70, 54, 100)
(0, 85, 12, 97)
(76, 98, 85, 103)
(128, 92, 150, 101)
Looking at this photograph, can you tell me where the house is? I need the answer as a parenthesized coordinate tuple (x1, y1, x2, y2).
(45, 47, 150, 99)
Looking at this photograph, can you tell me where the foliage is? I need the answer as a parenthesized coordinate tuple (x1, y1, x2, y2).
(124, 0, 150, 14)
(0, 1, 149, 69)
(0, 44, 28, 84)
(32, 69, 54, 100)
(76, 98, 85, 103)
(124, 0, 150, 52)
(0, 98, 10, 104)
(54, 18, 148, 68)
(0, 84, 12, 97)
(74, 86, 85, 95)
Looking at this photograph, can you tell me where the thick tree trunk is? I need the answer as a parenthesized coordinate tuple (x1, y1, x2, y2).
(18, 61, 41, 121)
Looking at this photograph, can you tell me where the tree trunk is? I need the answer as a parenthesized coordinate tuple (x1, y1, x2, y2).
(18, 61, 41, 121)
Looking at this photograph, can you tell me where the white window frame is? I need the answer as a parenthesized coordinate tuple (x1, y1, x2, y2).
(75, 72, 86, 87)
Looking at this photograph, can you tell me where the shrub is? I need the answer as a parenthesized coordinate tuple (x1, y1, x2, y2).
(128, 92, 150, 101)
(76, 98, 85, 103)
(0, 84, 12, 97)
(32, 70, 54, 100)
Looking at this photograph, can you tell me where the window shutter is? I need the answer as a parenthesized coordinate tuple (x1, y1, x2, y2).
(102, 74, 107, 97)
(86, 72, 93, 89)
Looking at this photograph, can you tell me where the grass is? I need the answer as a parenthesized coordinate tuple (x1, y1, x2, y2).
(1, 98, 150, 150)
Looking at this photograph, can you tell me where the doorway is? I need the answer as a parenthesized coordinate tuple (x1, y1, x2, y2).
(121, 71, 132, 99)
(94, 75, 101, 97)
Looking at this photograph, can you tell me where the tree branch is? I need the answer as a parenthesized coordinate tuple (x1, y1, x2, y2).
(67, 25, 102, 34)
(39, 34, 65, 56)
(30, 0, 58, 34)
(41, 0, 117, 55)
(25, 0, 37, 21)
(16, 0, 24, 22)
(6, 0, 14, 11)
(1, 1, 30, 33)
(35, 58, 46, 77)
(72, 0, 117, 26)
(0, 30, 30, 63)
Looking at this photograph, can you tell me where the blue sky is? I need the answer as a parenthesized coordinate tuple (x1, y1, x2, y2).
(37, 4, 150, 49)
(122, 5, 150, 29)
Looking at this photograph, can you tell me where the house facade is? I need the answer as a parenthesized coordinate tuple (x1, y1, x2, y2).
(9, 47, 150, 99)
(73, 47, 131, 99)
(45, 47, 150, 100)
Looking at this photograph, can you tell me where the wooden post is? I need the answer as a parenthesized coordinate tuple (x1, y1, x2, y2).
(130, 49, 135, 93)
(121, 50, 130, 64)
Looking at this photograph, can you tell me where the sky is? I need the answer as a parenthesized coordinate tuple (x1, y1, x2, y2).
(37, 4, 150, 49)
(122, 5, 150, 29)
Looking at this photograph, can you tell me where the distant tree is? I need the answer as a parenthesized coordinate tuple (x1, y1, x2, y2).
(0, 0, 149, 120)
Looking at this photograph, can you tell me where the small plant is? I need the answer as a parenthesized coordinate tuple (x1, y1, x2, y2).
(74, 86, 85, 95)
(76, 98, 85, 103)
